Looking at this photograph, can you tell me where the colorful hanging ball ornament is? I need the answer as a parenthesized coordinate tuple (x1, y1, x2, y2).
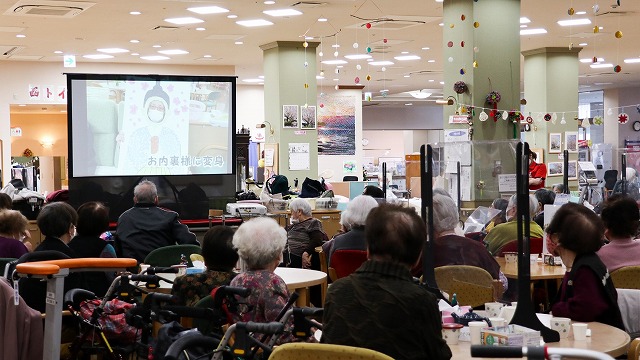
(353, 42, 359, 49)
(381, 67, 386, 72)
(619, 113, 629, 124)
(303, 41, 308, 48)
(454, 81, 468, 94)
(544, 113, 552, 122)
(366, 23, 371, 29)
(568, 7, 575, 15)
(473, 21, 480, 28)
(366, 74, 371, 81)
(319, 103, 324, 108)
(334, 51, 339, 57)
(459, 68, 465, 75)
(473, 60, 478, 68)
(486, 91, 501, 105)
(319, 51, 323, 57)
(354, 76, 360, 84)
(615, 31, 623, 39)
(356, 64, 362, 70)
(614, 65, 622, 73)
(383, 38, 388, 43)
(366, 46, 372, 53)
(448, 57, 454, 62)
(460, 41, 465, 47)
(593, 4, 600, 14)
(447, 41, 454, 48)
(592, 56, 598, 63)
(449, 24, 454, 28)
(593, 26, 600, 34)
(334, 85, 339, 90)
(461, 14, 466, 21)
(304, 83, 309, 88)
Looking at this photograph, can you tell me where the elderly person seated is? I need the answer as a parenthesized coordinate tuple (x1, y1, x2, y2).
(285, 198, 326, 269)
(598, 194, 640, 272)
(327, 195, 378, 265)
(432, 194, 504, 286)
(172, 226, 238, 306)
(533, 189, 555, 229)
(484, 198, 509, 234)
(0, 210, 30, 258)
(484, 194, 544, 256)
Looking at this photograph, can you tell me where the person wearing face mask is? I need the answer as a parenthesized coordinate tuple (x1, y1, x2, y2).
(484, 194, 544, 255)
(34, 202, 79, 257)
(285, 198, 327, 269)
(546, 203, 624, 329)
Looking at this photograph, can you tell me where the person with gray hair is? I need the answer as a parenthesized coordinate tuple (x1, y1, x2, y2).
(431, 194, 502, 283)
(484, 194, 544, 255)
(117, 179, 198, 263)
(286, 198, 326, 269)
(328, 195, 379, 265)
(230, 217, 296, 344)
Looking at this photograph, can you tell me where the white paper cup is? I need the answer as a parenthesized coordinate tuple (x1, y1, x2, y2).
(489, 317, 505, 327)
(499, 306, 516, 324)
(550, 317, 572, 339)
(485, 302, 504, 317)
(504, 252, 517, 263)
(442, 324, 463, 345)
(530, 254, 539, 263)
(468, 321, 487, 345)
(572, 323, 588, 341)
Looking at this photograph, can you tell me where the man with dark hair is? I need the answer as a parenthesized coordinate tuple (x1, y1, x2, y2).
(361, 185, 384, 198)
(117, 180, 198, 263)
(322, 204, 451, 360)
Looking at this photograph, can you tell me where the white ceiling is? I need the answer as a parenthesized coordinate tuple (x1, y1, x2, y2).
(1, 0, 639, 108)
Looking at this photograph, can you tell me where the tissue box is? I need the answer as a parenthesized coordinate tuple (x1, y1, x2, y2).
(481, 325, 541, 346)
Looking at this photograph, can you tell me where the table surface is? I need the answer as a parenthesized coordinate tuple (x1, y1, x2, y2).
(496, 257, 567, 280)
(450, 321, 631, 359)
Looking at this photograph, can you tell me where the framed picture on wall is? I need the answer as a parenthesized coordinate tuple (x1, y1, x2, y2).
(567, 160, 578, 180)
(282, 105, 298, 128)
(565, 131, 578, 153)
(300, 105, 316, 129)
(547, 162, 563, 177)
(549, 133, 562, 154)
(530, 148, 544, 163)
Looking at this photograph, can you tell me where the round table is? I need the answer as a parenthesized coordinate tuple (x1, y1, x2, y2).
(274, 267, 327, 307)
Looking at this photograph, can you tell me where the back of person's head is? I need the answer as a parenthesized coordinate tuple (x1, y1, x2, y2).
(552, 183, 566, 194)
(626, 167, 637, 182)
(433, 188, 452, 198)
(345, 195, 379, 228)
(491, 197, 509, 224)
(604, 170, 618, 189)
(289, 198, 312, 217)
(76, 201, 109, 237)
(202, 226, 238, 271)
(600, 194, 640, 238)
(534, 189, 556, 206)
(0, 209, 28, 239)
(365, 203, 425, 267)
(232, 217, 286, 270)
(545, 203, 604, 254)
(134, 180, 158, 204)
(507, 194, 538, 218)
(37, 202, 78, 238)
(527, 149, 537, 161)
(362, 185, 384, 199)
(432, 194, 459, 234)
(339, 209, 352, 231)
(0, 193, 12, 210)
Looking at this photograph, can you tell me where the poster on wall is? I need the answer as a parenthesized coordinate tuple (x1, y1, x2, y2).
(288, 143, 310, 170)
(283, 105, 298, 128)
(317, 95, 356, 155)
(301, 105, 317, 129)
(343, 160, 357, 173)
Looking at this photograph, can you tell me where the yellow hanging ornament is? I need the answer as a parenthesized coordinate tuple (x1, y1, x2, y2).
(568, 7, 575, 15)
(473, 22, 479, 28)
(615, 30, 623, 39)
(473, 60, 478, 68)
(304, 83, 309, 88)
(593, 26, 600, 34)
(366, 74, 371, 81)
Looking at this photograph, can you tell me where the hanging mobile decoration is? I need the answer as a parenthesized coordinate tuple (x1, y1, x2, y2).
(354, 76, 360, 84)
(544, 113, 552, 122)
(479, 110, 489, 122)
(461, 14, 466, 21)
(366, 22, 371, 29)
(502, 110, 509, 120)
(526, 113, 534, 124)
(593, 115, 603, 125)
(614, 65, 622, 73)
(560, 113, 567, 125)
(618, 112, 629, 124)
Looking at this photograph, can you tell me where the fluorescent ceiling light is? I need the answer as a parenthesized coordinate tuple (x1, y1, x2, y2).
(439, 81, 445, 85)
(259, 76, 264, 79)
(428, 79, 435, 82)
(263, 9, 302, 17)
(624, 58, 640, 64)
(236, 19, 273, 27)
(153, 45, 161, 48)
(203, 55, 212, 58)
(520, 17, 531, 24)
(187, 6, 229, 14)
(557, 18, 591, 26)
(321, 59, 348, 65)
(131, 53, 139, 56)
(404, 75, 410, 78)
(158, 49, 189, 55)
(520, 25, 527, 28)
(405, 103, 413, 106)
(97, 48, 129, 54)
(305, 36, 313, 40)
(235, 41, 243, 45)
(130, 11, 141, 15)
(580, 57, 604, 63)
(428, 59, 435, 63)
(579, 42, 588, 46)
(53, 50, 63, 54)
(575, 11, 587, 15)
(264, 0, 275, 4)
(401, 51, 409, 54)
(344, 54, 371, 60)
(318, 18, 327, 22)
(369, 60, 394, 66)
(16, 34, 26, 38)
(227, 14, 238, 19)
(408, 90, 432, 99)
(130, 39, 140, 43)
(140, 55, 170, 61)
(331, 44, 340, 48)
(422, 47, 430, 50)
(196, 27, 205, 31)
(394, 55, 420, 61)
(243, 79, 263, 83)
(590, 63, 613, 69)
(520, 28, 547, 35)
(435, 0, 443, 2)
(316, 75, 324, 79)
(83, 54, 113, 59)
(333, 78, 339, 81)
(164, 17, 204, 25)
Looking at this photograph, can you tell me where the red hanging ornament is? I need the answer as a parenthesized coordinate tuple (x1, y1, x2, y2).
(366, 23, 371, 29)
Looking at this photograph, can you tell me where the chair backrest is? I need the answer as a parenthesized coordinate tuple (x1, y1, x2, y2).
(143, 244, 202, 267)
(342, 176, 358, 182)
(495, 237, 543, 257)
(449, 279, 495, 308)
(269, 343, 394, 360)
(328, 250, 368, 281)
(611, 266, 640, 290)
(628, 338, 640, 360)
(434, 265, 503, 307)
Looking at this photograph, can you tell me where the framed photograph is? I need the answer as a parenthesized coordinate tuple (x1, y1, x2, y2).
(567, 161, 578, 180)
(530, 148, 544, 164)
(547, 162, 564, 177)
(549, 133, 562, 154)
(564, 131, 578, 153)
(300, 105, 316, 129)
(282, 105, 298, 128)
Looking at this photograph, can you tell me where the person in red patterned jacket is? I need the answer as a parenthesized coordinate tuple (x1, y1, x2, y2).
(528, 149, 547, 190)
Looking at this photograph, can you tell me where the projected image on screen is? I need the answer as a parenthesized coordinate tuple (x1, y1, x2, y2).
(69, 75, 235, 177)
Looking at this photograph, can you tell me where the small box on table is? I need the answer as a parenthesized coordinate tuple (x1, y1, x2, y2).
(481, 325, 541, 346)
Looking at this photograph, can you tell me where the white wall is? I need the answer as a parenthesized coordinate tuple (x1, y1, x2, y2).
(236, 85, 265, 132)
(363, 104, 443, 130)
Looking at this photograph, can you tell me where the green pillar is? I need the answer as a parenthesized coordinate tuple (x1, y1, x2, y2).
(260, 41, 319, 183)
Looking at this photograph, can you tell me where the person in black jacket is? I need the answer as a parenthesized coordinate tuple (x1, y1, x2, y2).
(117, 180, 198, 263)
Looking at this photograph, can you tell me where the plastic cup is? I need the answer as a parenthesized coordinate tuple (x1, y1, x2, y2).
(468, 321, 487, 345)
(489, 317, 505, 327)
(572, 323, 588, 341)
(485, 302, 504, 317)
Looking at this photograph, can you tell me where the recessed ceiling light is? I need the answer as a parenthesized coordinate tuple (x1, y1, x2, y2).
(187, 6, 229, 14)
(579, 43, 588, 46)
(428, 79, 435, 82)
(520, 25, 528, 28)
(264, 0, 275, 4)
(439, 81, 445, 85)
(243, 79, 264, 83)
(575, 11, 587, 15)
(140, 55, 170, 61)
(422, 47, 430, 50)
(394, 55, 420, 61)
(204, 55, 212, 58)
(263, 9, 302, 17)
(97, 48, 129, 54)
(16, 34, 25, 38)
(318, 18, 327, 22)
(130, 39, 140, 43)
(401, 51, 409, 54)
(83, 54, 114, 59)
(164, 17, 204, 25)
(53, 50, 63, 54)
(305, 36, 313, 40)
(321, 59, 348, 65)
(129, 11, 141, 15)
(520, 17, 531, 24)
(236, 19, 274, 27)
(369, 60, 394, 66)
(153, 45, 162, 48)
(428, 59, 436, 63)
(580, 58, 603, 63)
(557, 18, 591, 26)
(227, 14, 238, 19)
(439, 23, 444, 26)
(131, 52, 139, 56)
(331, 44, 340, 48)
(624, 58, 640, 64)
(520, 28, 547, 35)
(158, 49, 189, 55)
(344, 54, 371, 60)
(590, 63, 613, 69)
(235, 41, 243, 45)
(196, 27, 206, 31)
(405, 103, 413, 106)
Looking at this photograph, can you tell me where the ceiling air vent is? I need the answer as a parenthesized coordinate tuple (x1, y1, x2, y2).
(152, 26, 180, 31)
(5, 0, 95, 18)
(291, 2, 327, 8)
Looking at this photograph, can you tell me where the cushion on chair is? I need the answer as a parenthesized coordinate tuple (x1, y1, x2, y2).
(449, 279, 494, 308)
(269, 343, 394, 360)
(495, 237, 543, 257)
(144, 244, 202, 267)
(328, 250, 368, 281)
(610, 266, 640, 290)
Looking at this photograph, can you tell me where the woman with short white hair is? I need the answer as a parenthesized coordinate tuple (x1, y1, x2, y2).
(286, 198, 326, 269)
(328, 195, 379, 265)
